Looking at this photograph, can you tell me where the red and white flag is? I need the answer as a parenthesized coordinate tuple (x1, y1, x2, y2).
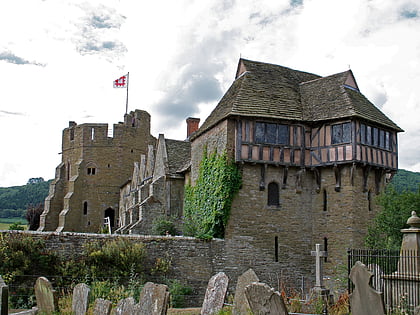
(113, 74, 128, 88)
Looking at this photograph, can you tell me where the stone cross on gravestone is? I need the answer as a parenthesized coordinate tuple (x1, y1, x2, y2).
(311, 243, 327, 290)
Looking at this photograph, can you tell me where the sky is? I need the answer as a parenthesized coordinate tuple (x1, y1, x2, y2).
(1, 0, 420, 187)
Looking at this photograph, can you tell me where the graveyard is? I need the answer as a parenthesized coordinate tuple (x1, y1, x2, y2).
(1, 211, 420, 314)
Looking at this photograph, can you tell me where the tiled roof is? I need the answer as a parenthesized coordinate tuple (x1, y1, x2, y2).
(300, 71, 403, 131)
(192, 59, 402, 138)
(165, 139, 191, 176)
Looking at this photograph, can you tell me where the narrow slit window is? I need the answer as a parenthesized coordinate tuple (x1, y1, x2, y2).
(83, 201, 88, 215)
(274, 236, 279, 262)
(323, 189, 328, 211)
(267, 182, 280, 206)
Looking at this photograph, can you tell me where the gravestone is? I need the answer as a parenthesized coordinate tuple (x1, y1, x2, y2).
(201, 272, 229, 315)
(93, 298, 112, 315)
(232, 269, 259, 315)
(34, 277, 58, 314)
(72, 283, 90, 315)
(137, 282, 170, 315)
(244, 282, 288, 315)
(113, 297, 136, 315)
(0, 276, 8, 315)
(349, 261, 385, 315)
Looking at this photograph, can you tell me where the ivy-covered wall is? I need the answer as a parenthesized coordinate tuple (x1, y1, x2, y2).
(183, 148, 241, 239)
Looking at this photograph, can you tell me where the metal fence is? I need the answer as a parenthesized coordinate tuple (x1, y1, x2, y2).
(348, 249, 420, 314)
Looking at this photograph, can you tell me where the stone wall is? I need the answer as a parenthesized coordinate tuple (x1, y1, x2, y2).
(1, 230, 223, 306)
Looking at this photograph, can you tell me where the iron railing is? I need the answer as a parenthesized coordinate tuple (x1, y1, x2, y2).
(348, 249, 420, 314)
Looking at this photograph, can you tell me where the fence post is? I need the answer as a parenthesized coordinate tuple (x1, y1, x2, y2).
(0, 275, 8, 315)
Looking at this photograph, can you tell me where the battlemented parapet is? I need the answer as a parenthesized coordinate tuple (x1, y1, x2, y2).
(39, 110, 156, 233)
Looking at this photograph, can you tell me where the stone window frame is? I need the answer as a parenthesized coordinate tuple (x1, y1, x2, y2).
(86, 162, 98, 176)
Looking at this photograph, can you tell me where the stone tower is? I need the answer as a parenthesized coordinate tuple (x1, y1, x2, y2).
(39, 110, 155, 233)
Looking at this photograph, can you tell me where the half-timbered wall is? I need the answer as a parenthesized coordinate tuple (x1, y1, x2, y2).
(236, 118, 398, 171)
(236, 119, 305, 167)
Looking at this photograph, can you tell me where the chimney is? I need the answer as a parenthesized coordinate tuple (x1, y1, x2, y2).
(186, 117, 200, 138)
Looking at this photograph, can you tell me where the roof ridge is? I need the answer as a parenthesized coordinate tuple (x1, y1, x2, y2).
(300, 69, 350, 86)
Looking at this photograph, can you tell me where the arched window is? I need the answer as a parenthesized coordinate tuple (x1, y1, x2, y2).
(267, 182, 280, 206)
(83, 201, 88, 215)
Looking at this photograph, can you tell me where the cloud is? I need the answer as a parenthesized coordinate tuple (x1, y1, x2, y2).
(0, 110, 25, 117)
(73, 3, 127, 58)
(152, 29, 241, 129)
(0, 51, 45, 66)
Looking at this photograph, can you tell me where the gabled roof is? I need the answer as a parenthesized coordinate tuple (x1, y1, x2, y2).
(165, 139, 191, 176)
(300, 70, 403, 131)
(192, 58, 402, 139)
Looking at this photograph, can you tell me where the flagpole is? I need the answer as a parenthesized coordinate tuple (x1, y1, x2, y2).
(125, 72, 129, 115)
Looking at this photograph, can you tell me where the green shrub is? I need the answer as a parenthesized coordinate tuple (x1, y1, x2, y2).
(83, 238, 146, 280)
(152, 216, 178, 236)
(167, 279, 193, 308)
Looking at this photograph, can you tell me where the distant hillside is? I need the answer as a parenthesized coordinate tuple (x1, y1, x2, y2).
(0, 178, 51, 218)
(391, 169, 420, 193)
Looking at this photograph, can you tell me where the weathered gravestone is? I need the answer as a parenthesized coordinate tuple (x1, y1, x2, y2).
(93, 298, 112, 315)
(34, 277, 58, 314)
(232, 269, 259, 315)
(244, 282, 288, 315)
(0, 276, 8, 315)
(201, 272, 229, 315)
(113, 297, 136, 315)
(349, 261, 385, 315)
(72, 283, 91, 315)
(137, 282, 170, 315)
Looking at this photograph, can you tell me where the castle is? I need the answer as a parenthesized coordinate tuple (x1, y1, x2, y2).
(39, 58, 402, 285)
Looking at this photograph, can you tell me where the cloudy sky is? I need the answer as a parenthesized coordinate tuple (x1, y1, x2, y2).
(1, 0, 419, 187)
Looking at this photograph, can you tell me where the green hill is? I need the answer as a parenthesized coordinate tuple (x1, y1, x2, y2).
(391, 169, 420, 193)
(0, 178, 51, 219)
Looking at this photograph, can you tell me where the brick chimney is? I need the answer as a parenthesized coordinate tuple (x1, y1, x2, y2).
(186, 117, 200, 138)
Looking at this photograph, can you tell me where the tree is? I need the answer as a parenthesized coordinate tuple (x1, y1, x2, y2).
(365, 185, 420, 249)
(26, 203, 44, 230)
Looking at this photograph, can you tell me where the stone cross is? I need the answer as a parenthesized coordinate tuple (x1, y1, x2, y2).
(311, 243, 327, 289)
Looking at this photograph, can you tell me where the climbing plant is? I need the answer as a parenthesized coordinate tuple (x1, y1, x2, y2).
(183, 148, 241, 239)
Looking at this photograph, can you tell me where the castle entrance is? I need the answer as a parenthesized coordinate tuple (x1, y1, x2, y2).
(104, 208, 115, 229)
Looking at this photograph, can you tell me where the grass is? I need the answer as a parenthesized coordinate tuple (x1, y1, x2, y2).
(0, 217, 26, 230)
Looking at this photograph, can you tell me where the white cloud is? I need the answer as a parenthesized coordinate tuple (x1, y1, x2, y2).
(0, 0, 419, 187)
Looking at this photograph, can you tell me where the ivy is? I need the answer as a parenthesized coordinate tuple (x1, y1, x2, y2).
(183, 148, 241, 239)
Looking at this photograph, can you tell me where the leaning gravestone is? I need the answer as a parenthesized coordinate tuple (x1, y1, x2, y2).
(34, 276, 58, 314)
(349, 261, 385, 315)
(113, 297, 136, 315)
(93, 298, 112, 315)
(137, 282, 170, 315)
(0, 276, 8, 315)
(72, 283, 91, 315)
(232, 269, 259, 315)
(201, 272, 229, 315)
(245, 282, 288, 315)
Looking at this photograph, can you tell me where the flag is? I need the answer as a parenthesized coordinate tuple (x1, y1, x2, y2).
(113, 74, 128, 88)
